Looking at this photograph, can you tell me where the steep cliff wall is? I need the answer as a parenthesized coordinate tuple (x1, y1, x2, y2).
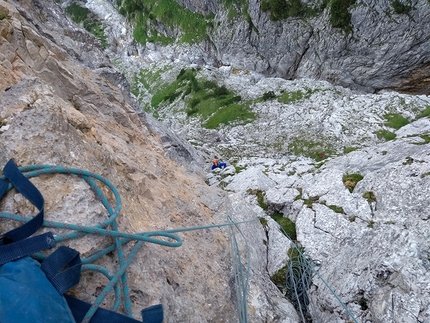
(113, 0, 430, 94)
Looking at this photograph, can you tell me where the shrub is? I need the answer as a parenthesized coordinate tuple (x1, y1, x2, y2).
(147, 68, 255, 128)
(259, 217, 268, 226)
(186, 106, 199, 116)
(261, 0, 320, 20)
(329, 0, 356, 32)
(362, 191, 376, 203)
(403, 156, 414, 165)
(65, 3, 108, 48)
(342, 173, 363, 192)
(392, 0, 412, 14)
(214, 85, 229, 96)
(262, 91, 277, 101)
(358, 297, 368, 310)
(203, 80, 218, 89)
(189, 97, 201, 109)
(421, 172, 430, 178)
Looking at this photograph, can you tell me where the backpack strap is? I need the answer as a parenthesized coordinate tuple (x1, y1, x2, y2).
(0, 159, 45, 243)
(0, 159, 56, 263)
(65, 295, 164, 323)
(0, 232, 56, 266)
(141, 304, 164, 323)
(41, 246, 82, 295)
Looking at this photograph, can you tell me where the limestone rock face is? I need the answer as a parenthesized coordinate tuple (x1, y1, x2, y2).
(104, 0, 430, 94)
(211, 135, 430, 322)
(293, 140, 430, 323)
(0, 1, 294, 322)
(211, 0, 430, 94)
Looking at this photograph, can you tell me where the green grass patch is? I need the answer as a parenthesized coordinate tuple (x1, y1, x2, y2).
(132, 65, 172, 96)
(278, 90, 304, 104)
(288, 137, 334, 161)
(147, 68, 255, 129)
(412, 134, 430, 145)
(362, 191, 376, 203)
(271, 265, 287, 290)
(65, 3, 108, 48)
(248, 189, 269, 210)
(376, 129, 396, 141)
(416, 106, 430, 119)
(403, 156, 414, 165)
(383, 113, 409, 130)
(133, 18, 175, 45)
(421, 172, 430, 178)
(234, 164, 246, 173)
(271, 212, 297, 240)
(342, 173, 363, 192)
(203, 103, 256, 129)
(303, 196, 319, 208)
(221, 0, 250, 21)
(294, 188, 303, 201)
(327, 204, 345, 214)
(120, 0, 210, 45)
(343, 146, 358, 154)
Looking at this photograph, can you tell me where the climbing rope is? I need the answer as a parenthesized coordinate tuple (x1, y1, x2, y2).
(227, 213, 251, 323)
(0, 164, 258, 322)
(277, 225, 359, 323)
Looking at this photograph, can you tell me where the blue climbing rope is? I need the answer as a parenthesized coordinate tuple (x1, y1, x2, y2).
(227, 213, 251, 323)
(0, 164, 258, 322)
(276, 224, 359, 323)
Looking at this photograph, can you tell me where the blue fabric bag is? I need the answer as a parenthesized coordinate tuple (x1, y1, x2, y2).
(0, 256, 77, 323)
(0, 159, 163, 323)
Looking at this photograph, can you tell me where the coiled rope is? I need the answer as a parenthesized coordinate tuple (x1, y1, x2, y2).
(278, 225, 359, 323)
(0, 164, 258, 323)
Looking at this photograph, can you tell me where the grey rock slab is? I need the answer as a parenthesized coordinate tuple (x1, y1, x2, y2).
(225, 167, 277, 193)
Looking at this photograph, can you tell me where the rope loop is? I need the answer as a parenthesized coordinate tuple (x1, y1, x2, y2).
(0, 163, 258, 322)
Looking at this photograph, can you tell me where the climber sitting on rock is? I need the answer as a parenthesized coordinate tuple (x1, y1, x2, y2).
(211, 157, 226, 170)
